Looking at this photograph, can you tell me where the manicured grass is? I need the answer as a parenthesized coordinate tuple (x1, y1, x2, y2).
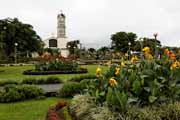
(0, 64, 108, 120)
(0, 97, 70, 120)
(0, 65, 108, 81)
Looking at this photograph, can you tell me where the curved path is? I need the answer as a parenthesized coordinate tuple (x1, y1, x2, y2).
(37, 84, 63, 92)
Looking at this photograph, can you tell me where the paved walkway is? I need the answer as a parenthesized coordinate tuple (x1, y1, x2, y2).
(37, 84, 63, 92)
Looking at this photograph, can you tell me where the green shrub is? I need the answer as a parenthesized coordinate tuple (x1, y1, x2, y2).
(58, 82, 86, 98)
(70, 95, 180, 120)
(0, 80, 19, 86)
(35, 60, 79, 71)
(69, 95, 120, 120)
(127, 102, 180, 120)
(22, 77, 63, 84)
(0, 84, 45, 103)
(22, 78, 38, 84)
(46, 76, 62, 84)
(69, 74, 97, 82)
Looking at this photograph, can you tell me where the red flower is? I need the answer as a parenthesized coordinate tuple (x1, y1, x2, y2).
(56, 101, 67, 110)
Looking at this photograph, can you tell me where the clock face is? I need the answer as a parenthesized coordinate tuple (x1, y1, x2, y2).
(60, 17, 64, 21)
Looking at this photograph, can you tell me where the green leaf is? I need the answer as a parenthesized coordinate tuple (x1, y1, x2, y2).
(95, 89, 99, 97)
(132, 80, 141, 95)
(127, 97, 138, 104)
(106, 87, 112, 105)
(144, 87, 150, 92)
(148, 96, 157, 103)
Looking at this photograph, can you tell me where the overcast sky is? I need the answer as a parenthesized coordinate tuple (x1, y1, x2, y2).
(0, 0, 180, 48)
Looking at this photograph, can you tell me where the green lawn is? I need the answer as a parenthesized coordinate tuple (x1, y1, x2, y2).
(0, 65, 108, 81)
(0, 64, 108, 120)
(0, 97, 70, 120)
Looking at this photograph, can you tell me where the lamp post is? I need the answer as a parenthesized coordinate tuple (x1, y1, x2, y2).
(73, 46, 76, 60)
(128, 42, 131, 60)
(153, 33, 158, 58)
(139, 38, 143, 59)
(14, 42, 18, 64)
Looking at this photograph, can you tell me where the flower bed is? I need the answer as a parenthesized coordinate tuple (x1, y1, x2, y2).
(23, 68, 88, 75)
(23, 60, 88, 75)
(46, 101, 72, 120)
(67, 47, 180, 119)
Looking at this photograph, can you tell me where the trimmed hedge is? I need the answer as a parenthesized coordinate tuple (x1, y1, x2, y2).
(23, 68, 88, 75)
(0, 84, 45, 103)
(69, 74, 97, 82)
(58, 80, 95, 98)
(22, 76, 63, 84)
(0, 80, 19, 86)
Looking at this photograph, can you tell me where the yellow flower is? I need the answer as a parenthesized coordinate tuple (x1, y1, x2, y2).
(116, 52, 121, 56)
(142, 47, 150, 53)
(125, 53, 128, 57)
(96, 67, 102, 77)
(145, 53, 153, 60)
(170, 61, 180, 70)
(115, 67, 120, 75)
(121, 61, 126, 67)
(109, 77, 118, 87)
(131, 56, 138, 63)
(142, 47, 153, 60)
(106, 61, 111, 67)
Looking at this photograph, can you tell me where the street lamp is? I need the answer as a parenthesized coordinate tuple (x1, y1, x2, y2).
(73, 46, 76, 60)
(153, 33, 158, 58)
(139, 38, 143, 59)
(14, 42, 18, 64)
(128, 42, 131, 60)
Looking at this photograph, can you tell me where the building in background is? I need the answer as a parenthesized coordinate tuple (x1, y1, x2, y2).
(44, 11, 70, 57)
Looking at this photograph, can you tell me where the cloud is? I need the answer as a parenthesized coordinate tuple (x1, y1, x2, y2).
(0, 0, 180, 47)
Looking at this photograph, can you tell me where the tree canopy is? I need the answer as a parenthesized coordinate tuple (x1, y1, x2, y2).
(67, 40, 80, 55)
(111, 32, 137, 53)
(0, 18, 43, 58)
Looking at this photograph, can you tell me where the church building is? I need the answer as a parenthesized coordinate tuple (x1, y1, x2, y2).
(44, 11, 70, 57)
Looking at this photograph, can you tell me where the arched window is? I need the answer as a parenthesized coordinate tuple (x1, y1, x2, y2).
(49, 39, 57, 47)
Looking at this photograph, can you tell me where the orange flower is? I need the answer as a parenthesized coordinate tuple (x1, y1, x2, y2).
(164, 48, 170, 55)
(178, 49, 180, 54)
(169, 51, 176, 60)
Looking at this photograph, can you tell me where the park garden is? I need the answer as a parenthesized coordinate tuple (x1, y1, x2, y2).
(1, 47, 180, 120)
(1, 18, 180, 120)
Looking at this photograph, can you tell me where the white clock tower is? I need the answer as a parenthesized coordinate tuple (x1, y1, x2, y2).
(43, 11, 70, 57)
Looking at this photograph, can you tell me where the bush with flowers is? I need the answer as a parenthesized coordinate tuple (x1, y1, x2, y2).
(23, 59, 88, 75)
(70, 47, 180, 119)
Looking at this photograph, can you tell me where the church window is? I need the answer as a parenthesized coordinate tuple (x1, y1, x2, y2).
(49, 39, 57, 47)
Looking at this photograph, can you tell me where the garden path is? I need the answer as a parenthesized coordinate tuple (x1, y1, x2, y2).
(37, 84, 63, 92)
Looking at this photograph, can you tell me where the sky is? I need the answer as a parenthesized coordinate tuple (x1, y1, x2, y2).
(0, 0, 180, 48)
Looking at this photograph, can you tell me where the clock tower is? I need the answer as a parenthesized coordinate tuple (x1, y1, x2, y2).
(44, 11, 71, 57)
(57, 12, 66, 38)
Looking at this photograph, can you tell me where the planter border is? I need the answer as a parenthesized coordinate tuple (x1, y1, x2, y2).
(23, 68, 88, 75)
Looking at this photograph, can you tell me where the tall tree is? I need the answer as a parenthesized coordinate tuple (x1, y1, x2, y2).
(111, 32, 137, 53)
(133, 37, 161, 55)
(0, 18, 43, 57)
(67, 40, 80, 56)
